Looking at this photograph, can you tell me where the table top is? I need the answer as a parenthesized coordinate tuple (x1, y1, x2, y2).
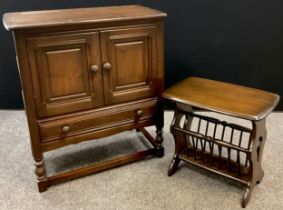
(163, 77, 280, 121)
(3, 5, 166, 31)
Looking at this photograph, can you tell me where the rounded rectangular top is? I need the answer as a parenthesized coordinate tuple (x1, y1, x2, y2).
(163, 77, 280, 121)
(3, 5, 166, 31)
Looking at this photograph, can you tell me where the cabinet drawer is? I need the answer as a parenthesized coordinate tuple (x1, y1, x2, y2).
(38, 99, 158, 142)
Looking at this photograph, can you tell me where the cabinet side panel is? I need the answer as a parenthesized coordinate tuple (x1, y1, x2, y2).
(13, 31, 43, 160)
(155, 21, 165, 128)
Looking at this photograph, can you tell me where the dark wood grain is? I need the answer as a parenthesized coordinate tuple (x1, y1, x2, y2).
(165, 77, 279, 207)
(163, 77, 280, 121)
(38, 99, 157, 142)
(47, 149, 155, 187)
(26, 31, 104, 117)
(4, 5, 165, 192)
(3, 5, 166, 30)
(100, 25, 158, 104)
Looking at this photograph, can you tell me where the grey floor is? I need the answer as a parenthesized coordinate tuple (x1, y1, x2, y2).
(0, 110, 282, 210)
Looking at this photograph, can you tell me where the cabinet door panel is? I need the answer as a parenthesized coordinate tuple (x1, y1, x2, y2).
(44, 48, 86, 98)
(27, 32, 103, 117)
(100, 26, 158, 104)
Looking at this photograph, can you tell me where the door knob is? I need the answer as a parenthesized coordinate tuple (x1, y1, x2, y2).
(90, 64, 99, 72)
(62, 125, 70, 134)
(136, 109, 143, 117)
(103, 62, 112, 70)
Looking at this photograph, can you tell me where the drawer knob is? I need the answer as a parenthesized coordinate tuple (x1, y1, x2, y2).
(103, 62, 112, 70)
(62, 125, 70, 134)
(90, 64, 99, 72)
(136, 110, 143, 117)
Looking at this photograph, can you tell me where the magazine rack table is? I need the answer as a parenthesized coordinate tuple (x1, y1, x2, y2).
(163, 77, 279, 207)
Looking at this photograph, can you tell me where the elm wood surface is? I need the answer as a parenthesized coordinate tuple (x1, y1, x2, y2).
(38, 99, 158, 142)
(26, 31, 104, 117)
(163, 77, 280, 121)
(3, 5, 165, 192)
(163, 77, 279, 208)
(100, 26, 158, 104)
(3, 5, 166, 30)
(47, 149, 155, 187)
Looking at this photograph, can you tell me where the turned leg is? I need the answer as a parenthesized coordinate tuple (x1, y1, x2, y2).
(242, 118, 267, 207)
(155, 127, 164, 158)
(34, 158, 48, 192)
(153, 97, 164, 158)
(29, 134, 48, 192)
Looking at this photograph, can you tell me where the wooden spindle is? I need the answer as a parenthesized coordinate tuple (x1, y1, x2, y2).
(237, 131, 243, 176)
(228, 128, 234, 172)
(245, 133, 253, 167)
(192, 136, 197, 160)
(183, 114, 189, 147)
(210, 123, 217, 164)
(219, 125, 226, 169)
(196, 118, 202, 150)
(202, 121, 209, 162)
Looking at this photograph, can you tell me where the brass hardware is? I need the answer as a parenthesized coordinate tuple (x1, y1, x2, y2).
(103, 62, 112, 70)
(62, 125, 70, 134)
(90, 64, 99, 72)
(136, 109, 143, 117)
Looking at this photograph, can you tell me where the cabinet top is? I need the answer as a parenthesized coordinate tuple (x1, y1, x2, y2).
(3, 5, 166, 31)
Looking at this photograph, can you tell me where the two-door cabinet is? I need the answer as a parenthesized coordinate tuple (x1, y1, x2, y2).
(3, 5, 166, 192)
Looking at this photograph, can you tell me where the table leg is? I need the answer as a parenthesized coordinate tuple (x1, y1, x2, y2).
(242, 118, 267, 208)
(168, 106, 192, 176)
(35, 158, 48, 192)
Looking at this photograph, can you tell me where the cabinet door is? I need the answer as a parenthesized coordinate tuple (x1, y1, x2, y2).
(27, 32, 103, 117)
(100, 26, 158, 104)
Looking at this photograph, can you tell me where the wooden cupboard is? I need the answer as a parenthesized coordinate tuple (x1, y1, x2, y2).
(3, 5, 166, 192)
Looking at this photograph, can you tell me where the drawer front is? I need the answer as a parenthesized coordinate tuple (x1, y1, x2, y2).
(38, 99, 157, 142)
